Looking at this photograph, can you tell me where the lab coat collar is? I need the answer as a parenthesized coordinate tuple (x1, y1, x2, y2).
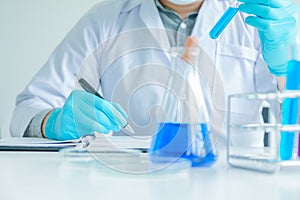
(137, 0, 215, 49)
(139, 0, 170, 50)
(121, 0, 142, 13)
(133, 0, 227, 50)
(192, 0, 225, 38)
(190, 0, 227, 52)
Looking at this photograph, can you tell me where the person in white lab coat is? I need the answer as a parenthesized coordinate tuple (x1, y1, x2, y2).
(10, 0, 298, 145)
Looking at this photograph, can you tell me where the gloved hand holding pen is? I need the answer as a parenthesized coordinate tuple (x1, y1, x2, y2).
(43, 90, 128, 140)
(238, 0, 299, 76)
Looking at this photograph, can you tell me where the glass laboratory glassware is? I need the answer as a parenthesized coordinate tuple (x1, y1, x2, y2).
(228, 42, 300, 173)
(149, 46, 218, 167)
(209, 0, 240, 39)
(280, 44, 300, 161)
(227, 91, 300, 173)
(298, 102, 300, 158)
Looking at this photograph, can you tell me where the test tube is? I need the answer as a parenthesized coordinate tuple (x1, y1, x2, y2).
(298, 133, 300, 158)
(209, 1, 240, 39)
(298, 102, 300, 158)
(280, 60, 300, 160)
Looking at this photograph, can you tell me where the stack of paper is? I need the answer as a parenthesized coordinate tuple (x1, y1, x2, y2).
(0, 136, 152, 152)
(0, 137, 79, 151)
(87, 135, 151, 151)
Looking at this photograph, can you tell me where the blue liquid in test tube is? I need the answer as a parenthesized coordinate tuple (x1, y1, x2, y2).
(209, 3, 239, 39)
(280, 60, 300, 160)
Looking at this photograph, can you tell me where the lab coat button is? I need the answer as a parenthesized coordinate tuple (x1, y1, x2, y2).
(180, 22, 187, 29)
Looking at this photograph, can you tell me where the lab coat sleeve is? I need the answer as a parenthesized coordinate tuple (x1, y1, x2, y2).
(254, 54, 278, 93)
(24, 109, 53, 138)
(9, 4, 107, 137)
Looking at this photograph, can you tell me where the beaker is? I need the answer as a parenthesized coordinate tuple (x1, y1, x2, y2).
(149, 45, 218, 167)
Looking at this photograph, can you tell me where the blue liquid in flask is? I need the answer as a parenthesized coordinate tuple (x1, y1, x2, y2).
(209, 7, 239, 39)
(149, 123, 217, 167)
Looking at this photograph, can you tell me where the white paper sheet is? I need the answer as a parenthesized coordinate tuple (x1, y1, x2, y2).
(0, 136, 151, 151)
(0, 137, 79, 150)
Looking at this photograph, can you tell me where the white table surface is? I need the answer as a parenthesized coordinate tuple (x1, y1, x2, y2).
(0, 149, 299, 200)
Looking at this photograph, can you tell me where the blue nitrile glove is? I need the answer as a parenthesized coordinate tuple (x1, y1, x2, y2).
(238, 0, 299, 76)
(45, 90, 128, 140)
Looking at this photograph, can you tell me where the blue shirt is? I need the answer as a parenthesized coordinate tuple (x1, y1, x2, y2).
(155, 0, 198, 46)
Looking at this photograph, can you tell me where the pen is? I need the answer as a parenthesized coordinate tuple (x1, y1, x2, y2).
(74, 74, 135, 136)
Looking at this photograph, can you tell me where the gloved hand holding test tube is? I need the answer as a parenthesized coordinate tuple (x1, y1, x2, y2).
(210, 0, 299, 160)
(211, 0, 298, 76)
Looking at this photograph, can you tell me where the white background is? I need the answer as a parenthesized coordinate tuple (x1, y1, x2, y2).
(1, 0, 300, 138)
(0, 0, 100, 138)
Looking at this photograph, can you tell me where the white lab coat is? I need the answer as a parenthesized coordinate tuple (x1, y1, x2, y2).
(10, 0, 277, 145)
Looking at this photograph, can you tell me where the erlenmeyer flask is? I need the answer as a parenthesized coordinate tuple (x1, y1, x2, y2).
(149, 39, 218, 167)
